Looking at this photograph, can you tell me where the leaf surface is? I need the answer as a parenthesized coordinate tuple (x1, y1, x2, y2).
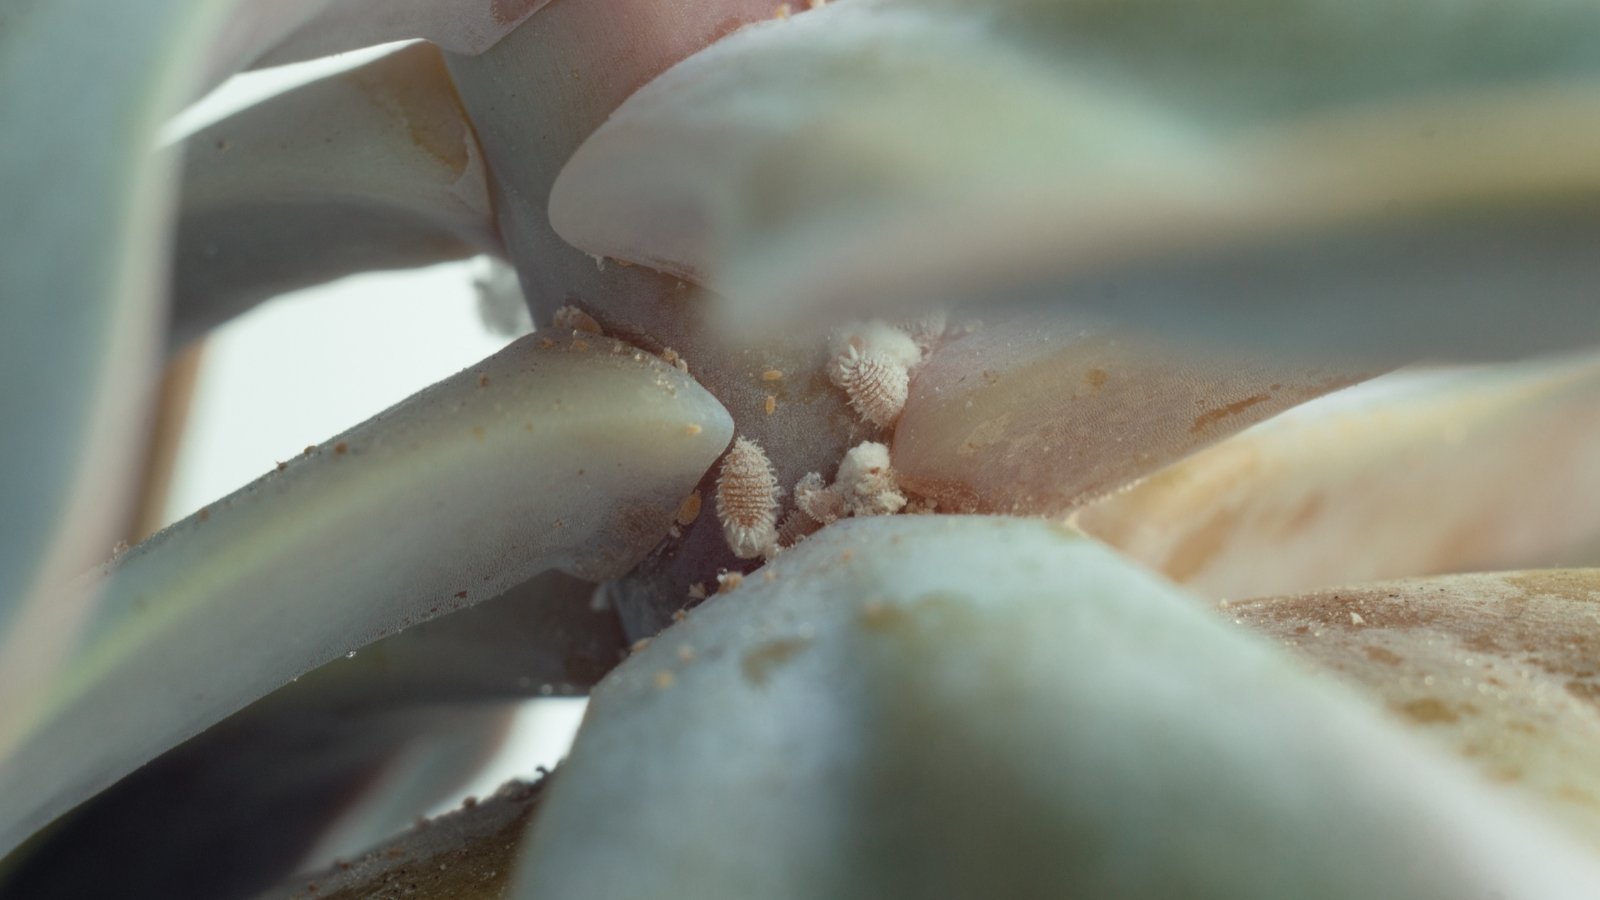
(512, 516, 1600, 899)
(0, 335, 731, 858)
(172, 42, 498, 344)
(1231, 569, 1600, 850)
(894, 314, 1372, 515)
(549, 0, 1600, 358)
(1078, 354, 1600, 599)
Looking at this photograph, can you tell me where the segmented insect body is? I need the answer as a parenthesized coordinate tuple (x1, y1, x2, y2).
(793, 471, 846, 525)
(775, 508, 822, 548)
(832, 351, 910, 428)
(716, 437, 780, 559)
(828, 321, 920, 429)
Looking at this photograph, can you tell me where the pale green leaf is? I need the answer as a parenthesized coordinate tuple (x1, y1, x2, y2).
(0, 0, 237, 716)
(512, 516, 1600, 899)
(172, 42, 499, 344)
(0, 334, 731, 858)
(549, 0, 1600, 358)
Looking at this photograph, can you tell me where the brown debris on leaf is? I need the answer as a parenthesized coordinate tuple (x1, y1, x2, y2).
(1231, 569, 1600, 850)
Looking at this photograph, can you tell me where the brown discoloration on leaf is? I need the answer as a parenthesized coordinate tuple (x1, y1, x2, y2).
(1364, 645, 1402, 666)
(1504, 570, 1600, 605)
(858, 601, 910, 632)
(895, 317, 1365, 518)
(347, 44, 472, 174)
(1279, 492, 1325, 536)
(1233, 570, 1600, 849)
(1398, 698, 1459, 724)
(740, 637, 811, 686)
(1164, 506, 1243, 582)
(1190, 393, 1270, 434)
(1082, 358, 1600, 601)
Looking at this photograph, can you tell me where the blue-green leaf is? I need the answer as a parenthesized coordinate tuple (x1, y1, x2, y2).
(548, 0, 1600, 359)
(512, 516, 1600, 899)
(0, 335, 731, 857)
(172, 42, 499, 344)
(0, 0, 241, 755)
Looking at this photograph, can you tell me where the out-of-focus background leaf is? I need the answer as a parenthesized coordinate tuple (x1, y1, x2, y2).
(1, 570, 620, 899)
(172, 42, 499, 346)
(1078, 352, 1600, 599)
(547, 0, 1600, 358)
(0, 0, 241, 754)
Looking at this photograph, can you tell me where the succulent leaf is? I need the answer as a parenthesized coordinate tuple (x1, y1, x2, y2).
(549, 0, 1600, 358)
(171, 42, 499, 345)
(893, 313, 1374, 515)
(1078, 352, 1600, 599)
(0, 335, 732, 858)
(1231, 569, 1600, 851)
(2, 570, 614, 897)
(0, 0, 255, 755)
(510, 516, 1600, 899)
(1, 702, 512, 900)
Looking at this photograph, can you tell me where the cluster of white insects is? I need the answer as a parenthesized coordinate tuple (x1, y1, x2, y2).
(539, 301, 948, 564)
(714, 315, 948, 560)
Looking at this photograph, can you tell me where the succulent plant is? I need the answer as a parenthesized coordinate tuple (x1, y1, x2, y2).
(4, 1, 1600, 897)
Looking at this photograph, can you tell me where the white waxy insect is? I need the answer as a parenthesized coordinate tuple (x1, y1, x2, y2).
(834, 441, 906, 517)
(831, 351, 909, 429)
(793, 471, 846, 525)
(716, 437, 780, 559)
(775, 508, 822, 548)
(551, 304, 604, 335)
(827, 320, 919, 429)
(827, 321, 920, 376)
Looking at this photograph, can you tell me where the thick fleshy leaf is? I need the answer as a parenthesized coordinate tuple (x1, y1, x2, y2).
(0, 334, 731, 858)
(0, 0, 239, 737)
(1231, 570, 1600, 849)
(0, 702, 512, 900)
(550, 0, 1600, 358)
(444, 0, 791, 328)
(172, 42, 498, 345)
(894, 314, 1370, 514)
(306, 570, 623, 707)
(1, 571, 614, 898)
(512, 517, 1600, 899)
(1077, 354, 1600, 600)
